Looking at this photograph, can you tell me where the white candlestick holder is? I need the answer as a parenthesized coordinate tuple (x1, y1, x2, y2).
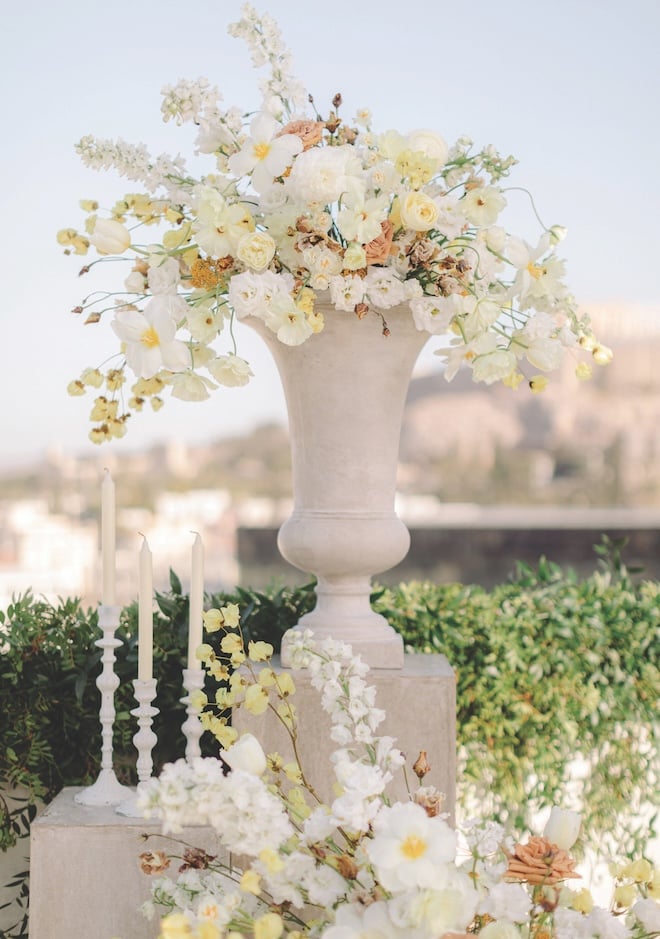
(181, 667, 205, 760)
(75, 604, 133, 806)
(116, 678, 159, 817)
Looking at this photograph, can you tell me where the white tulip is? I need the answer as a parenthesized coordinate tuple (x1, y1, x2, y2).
(223, 733, 267, 776)
(543, 807, 581, 850)
(89, 218, 131, 255)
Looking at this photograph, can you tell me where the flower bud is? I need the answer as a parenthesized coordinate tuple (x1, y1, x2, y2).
(543, 807, 581, 851)
(223, 733, 267, 776)
(89, 218, 131, 255)
(412, 750, 431, 779)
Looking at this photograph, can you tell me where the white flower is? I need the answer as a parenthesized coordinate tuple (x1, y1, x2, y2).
(264, 294, 313, 346)
(186, 301, 222, 343)
(409, 296, 454, 335)
(89, 218, 131, 255)
(337, 193, 389, 244)
(320, 900, 402, 939)
(407, 128, 449, 168)
(479, 881, 531, 924)
(461, 186, 507, 226)
(390, 871, 478, 935)
(222, 733, 267, 776)
(286, 145, 364, 205)
(479, 921, 523, 939)
(207, 354, 253, 386)
(229, 111, 302, 193)
(633, 898, 660, 932)
(111, 295, 190, 378)
(169, 372, 215, 401)
(148, 256, 180, 295)
(364, 268, 406, 309)
(398, 190, 439, 232)
(228, 269, 294, 319)
(366, 802, 456, 892)
(192, 184, 254, 257)
(302, 244, 343, 290)
(329, 274, 366, 312)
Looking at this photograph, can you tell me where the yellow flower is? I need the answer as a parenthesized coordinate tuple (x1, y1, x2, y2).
(276, 701, 295, 730)
(258, 848, 284, 874)
(79, 199, 99, 212)
(248, 640, 273, 662)
(275, 673, 296, 697)
(614, 883, 636, 908)
(592, 343, 613, 366)
(151, 396, 165, 412)
(258, 667, 277, 687)
(67, 379, 86, 396)
(105, 369, 125, 391)
(196, 642, 214, 664)
(189, 690, 207, 710)
(57, 228, 90, 255)
(203, 609, 224, 632)
(159, 912, 193, 939)
(283, 762, 303, 784)
(627, 859, 653, 883)
(245, 684, 269, 716)
(570, 888, 594, 914)
(197, 923, 221, 939)
(208, 660, 230, 681)
(253, 912, 283, 939)
(529, 374, 548, 393)
(220, 603, 241, 628)
(214, 688, 234, 709)
(502, 370, 524, 389)
(240, 869, 261, 895)
(295, 286, 315, 314)
(307, 310, 325, 333)
(163, 222, 193, 249)
(575, 362, 592, 380)
(212, 721, 238, 749)
(220, 632, 243, 655)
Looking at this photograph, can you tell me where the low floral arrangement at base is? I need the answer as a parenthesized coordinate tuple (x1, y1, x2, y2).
(131, 607, 659, 939)
(60, 4, 612, 444)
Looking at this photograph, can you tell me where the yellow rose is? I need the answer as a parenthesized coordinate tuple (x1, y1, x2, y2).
(398, 190, 439, 232)
(236, 231, 276, 271)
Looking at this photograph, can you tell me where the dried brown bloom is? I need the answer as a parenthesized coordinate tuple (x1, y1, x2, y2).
(337, 854, 359, 880)
(179, 847, 216, 872)
(364, 221, 394, 266)
(332, 92, 343, 109)
(413, 786, 445, 817)
(278, 119, 325, 150)
(354, 302, 370, 320)
(407, 238, 438, 269)
(412, 750, 431, 779)
(505, 836, 581, 886)
(325, 112, 341, 134)
(139, 850, 170, 875)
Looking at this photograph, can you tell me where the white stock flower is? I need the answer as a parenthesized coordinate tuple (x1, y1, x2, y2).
(228, 111, 302, 193)
(227, 269, 294, 319)
(479, 921, 522, 939)
(329, 274, 366, 312)
(633, 898, 660, 932)
(409, 296, 455, 335)
(320, 900, 402, 939)
(111, 295, 190, 378)
(479, 881, 531, 924)
(366, 802, 456, 892)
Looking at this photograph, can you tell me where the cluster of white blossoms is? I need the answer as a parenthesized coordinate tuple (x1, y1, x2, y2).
(60, 3, 613, 444)
(136, 619, 659, 939)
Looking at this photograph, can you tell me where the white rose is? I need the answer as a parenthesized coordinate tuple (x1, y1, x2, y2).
(543, 807, 581, 851)
(407, 129, 448, 168)
(399, 191, 439, 232)
(223, 733, 267, 776)
(287, 146, 363, 205)
(89, 218, 131, 255)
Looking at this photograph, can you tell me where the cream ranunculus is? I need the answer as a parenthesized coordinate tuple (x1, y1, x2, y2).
(89, 218, 131, 255)
(543, 807, 581, 851)
(237, 230, 277, 271)
(399, 191, 439, 232)
(407, 129, 449, 169)
(222, 733, 268, 777)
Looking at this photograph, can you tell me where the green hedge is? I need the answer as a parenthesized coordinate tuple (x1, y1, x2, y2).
(0, 558, 658, 936)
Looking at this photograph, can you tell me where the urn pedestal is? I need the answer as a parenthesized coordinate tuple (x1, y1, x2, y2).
(246, 300, 428, 668)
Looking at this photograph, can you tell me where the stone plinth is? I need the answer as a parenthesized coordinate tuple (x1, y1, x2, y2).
(29, 654, 455, 939)
(29, 788, 219, 939)
(234, 653, 456, 814)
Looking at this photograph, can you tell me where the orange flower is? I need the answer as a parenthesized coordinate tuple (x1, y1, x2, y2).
(364, 220, 394, 265)
(278, 119, 325, 150)
(505, 836, 581, 886)
(139, 850, 170, 875)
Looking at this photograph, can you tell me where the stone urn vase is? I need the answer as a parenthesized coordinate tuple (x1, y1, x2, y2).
(245, 299, 428, 668)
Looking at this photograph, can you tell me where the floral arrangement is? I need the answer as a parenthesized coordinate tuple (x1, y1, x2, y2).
(59, 4, 612, 444)
(134, 607, 659, 939)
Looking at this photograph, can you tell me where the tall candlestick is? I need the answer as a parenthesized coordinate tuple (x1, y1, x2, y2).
(101, 469, 116, 605)
(187, 533, 205, 669)
(138, 536, 153, 681)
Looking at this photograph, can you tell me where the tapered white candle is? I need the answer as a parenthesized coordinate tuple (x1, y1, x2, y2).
(188, 533, 205, 669)
(138, 537, 153, 681)
(101, 469, 116, 605)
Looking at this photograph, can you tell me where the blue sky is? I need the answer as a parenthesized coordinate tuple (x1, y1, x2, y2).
(2, 0, 659, 464)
